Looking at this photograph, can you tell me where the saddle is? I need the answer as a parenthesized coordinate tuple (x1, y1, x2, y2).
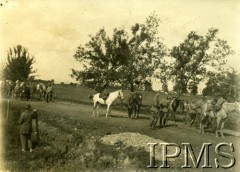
(99, 92, 109, 100)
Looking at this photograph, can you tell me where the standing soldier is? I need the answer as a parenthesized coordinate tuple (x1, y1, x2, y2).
(149, 93, 161, 129)
(19, 104, 33, 152)
(158, 94, 172, 127)
(46, 82, 54, 103)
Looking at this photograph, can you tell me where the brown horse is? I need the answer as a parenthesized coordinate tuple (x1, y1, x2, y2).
(127, 92, 142, 119)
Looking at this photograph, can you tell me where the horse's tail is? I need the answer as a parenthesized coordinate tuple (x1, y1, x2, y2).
(88, 95, 93, 99)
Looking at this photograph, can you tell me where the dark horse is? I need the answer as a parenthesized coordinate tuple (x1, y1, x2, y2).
(20, 85, 31, 101)
(167, 97, 181, 125)
(127, 92, 143, 119)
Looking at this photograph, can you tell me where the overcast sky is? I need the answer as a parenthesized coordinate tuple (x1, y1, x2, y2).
(1, 0, 240, 84)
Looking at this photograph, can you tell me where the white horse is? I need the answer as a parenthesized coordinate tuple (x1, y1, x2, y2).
(89, 90, 124, 118)
(215, 102, 240, 138)
(188, 98, 214, 134)
(36, 83, 46, 100)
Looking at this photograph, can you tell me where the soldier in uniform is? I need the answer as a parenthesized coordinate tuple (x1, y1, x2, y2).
(96, 82, 109, 103)
(159, 94, 172, 127)
(212, 96, 226, 113)
(46, 82, 54, 103)
(19, 104, 34, 152)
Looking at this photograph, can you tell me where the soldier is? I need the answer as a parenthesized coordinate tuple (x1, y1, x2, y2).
(19, 104, 34, 152)
(212, 96, 226, 113)
(149, 93, 161, 129)
(158, 94, 172, 127)
(149, 105, 160, 129)
(96, 82, 108, 103)
(46, 82, 54, 103)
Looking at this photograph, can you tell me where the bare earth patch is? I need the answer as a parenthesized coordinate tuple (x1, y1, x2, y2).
(101, 132, 180, 162)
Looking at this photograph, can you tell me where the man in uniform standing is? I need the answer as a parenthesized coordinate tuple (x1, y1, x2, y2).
(46, 82, 54, 103)
(19, 104, 33, 152)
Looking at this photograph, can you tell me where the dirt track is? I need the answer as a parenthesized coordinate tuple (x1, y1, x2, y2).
(2, 99, 240, 171)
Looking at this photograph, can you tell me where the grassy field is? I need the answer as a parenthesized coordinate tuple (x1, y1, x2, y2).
(52, 84, 196, 106)
(52, 84, 239, 131)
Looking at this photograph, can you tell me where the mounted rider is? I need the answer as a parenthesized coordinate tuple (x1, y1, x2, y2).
(46, 82, 54, 103)
(95, 82, 109, 103)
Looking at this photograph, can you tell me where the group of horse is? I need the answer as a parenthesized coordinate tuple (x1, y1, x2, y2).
(89, 89, 240, 138)
(3, 80, 53, 102)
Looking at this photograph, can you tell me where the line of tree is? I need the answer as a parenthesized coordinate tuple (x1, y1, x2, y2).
(71, 13, 239, 101)
(1, 14, 239, 101)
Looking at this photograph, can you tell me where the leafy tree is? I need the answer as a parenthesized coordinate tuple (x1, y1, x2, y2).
(120, 13, 166, 91)
(202, 68, 240, 101)
(72, 13, 166, 92)
(153, 58, 171, 92)
(71, 28, 129, 91)
(188, 81, 198, 95)
(2, 45, 36, 81)
(170, 28, 234, 95)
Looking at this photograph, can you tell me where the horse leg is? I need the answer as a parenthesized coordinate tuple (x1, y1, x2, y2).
(149, 115, 154, 128)
(109, 106, 112, 118)
(158, 111, 163, 127)
(162, 112, 167, 127)
(200, 115, 206, 134)
(215, 117, 221, 138)
(153, 117, 158, 128)
(199, 123, 203, 134)
(128, 107, 131, 118)
(106, 105, 111, 118)
(220, 120, 226, 138)
(96, 104, 100, 117)
(168, 111, 172, 124)
(171, 111, 176, 125)
(130, 107, 134, 119)
(164, 112, 169, 126)
(92, 102, 97, 117)
(149, 116, 155, 128)
(134, 106, 137, 119)
(137, 105, 140, 119)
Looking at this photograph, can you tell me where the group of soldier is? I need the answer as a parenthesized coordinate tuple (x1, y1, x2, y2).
(2, 80, 54, 103)
(148, 92, 227, 130)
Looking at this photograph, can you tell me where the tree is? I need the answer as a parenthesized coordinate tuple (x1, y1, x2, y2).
(202, 68, 240, 101)
(153, 58, 171, 92)
(120, 13, 167, 91)
(71, 13, 166, 92)
(71, 28, 129, 91)
(2, 45, 36, 81)
(170, 28, 234, 95)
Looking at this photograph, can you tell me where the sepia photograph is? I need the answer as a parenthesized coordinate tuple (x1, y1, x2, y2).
(0, 0, 240, 171)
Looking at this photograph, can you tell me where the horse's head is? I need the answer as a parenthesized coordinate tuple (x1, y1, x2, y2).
(118, 90, 124, 100)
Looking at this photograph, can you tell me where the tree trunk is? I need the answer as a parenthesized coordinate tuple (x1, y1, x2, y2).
(130, 83, 135, 92)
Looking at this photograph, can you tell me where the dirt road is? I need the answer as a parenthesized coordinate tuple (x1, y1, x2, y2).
(3, 99, 240, 171)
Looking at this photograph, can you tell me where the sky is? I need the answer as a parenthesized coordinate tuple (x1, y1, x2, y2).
(1, 0, 240, 88)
